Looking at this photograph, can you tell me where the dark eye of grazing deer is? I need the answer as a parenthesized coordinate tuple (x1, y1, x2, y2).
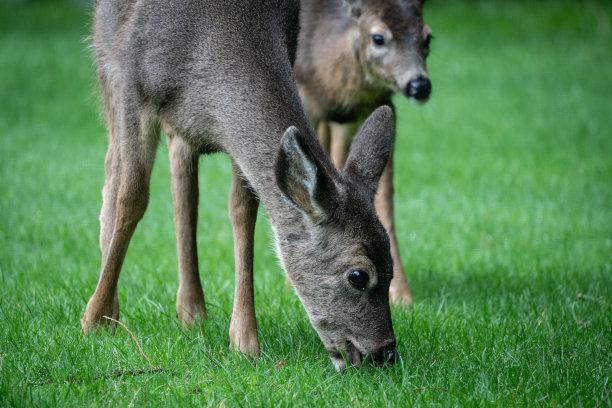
(348, 269, 369, 290)
(371, 34, 386, 47)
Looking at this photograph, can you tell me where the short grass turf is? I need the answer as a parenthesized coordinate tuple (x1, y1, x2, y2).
(1, 0, 611, 407)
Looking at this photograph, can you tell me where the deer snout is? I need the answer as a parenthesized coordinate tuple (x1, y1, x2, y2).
(404, 76, 431, 101)
(371, 340, 398, 366)
(330, 339, 397, 372)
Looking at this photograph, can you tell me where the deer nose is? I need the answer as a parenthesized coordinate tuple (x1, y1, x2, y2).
(384, 346, 398, 365)
(371, 341, 398, 366)
(405, 77, 431, 101)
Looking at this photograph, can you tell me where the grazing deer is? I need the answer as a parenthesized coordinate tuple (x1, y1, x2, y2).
(82, 0, 399, 371)
(295, 0, 433, 308)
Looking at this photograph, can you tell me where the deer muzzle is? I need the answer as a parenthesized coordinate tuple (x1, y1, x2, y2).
(329, 340, 398, 373)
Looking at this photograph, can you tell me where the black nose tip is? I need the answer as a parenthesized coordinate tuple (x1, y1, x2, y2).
(384, 347, 398, 365)
(405, 77, 431, 101)
(372, 341, 398, 366)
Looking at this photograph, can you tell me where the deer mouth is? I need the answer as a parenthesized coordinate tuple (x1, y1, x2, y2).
(328, 339, 398, 373)
(329, 342, 365, 373)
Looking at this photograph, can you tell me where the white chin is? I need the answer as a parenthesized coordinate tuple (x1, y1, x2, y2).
(331, 356, 347, 373)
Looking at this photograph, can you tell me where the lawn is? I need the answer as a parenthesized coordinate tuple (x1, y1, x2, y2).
(1, 0, 611, 406)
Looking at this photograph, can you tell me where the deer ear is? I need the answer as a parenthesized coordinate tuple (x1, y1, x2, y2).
(343, 0, 363, 19)
(275, 126, 339, 223)
(343, 106, 395, 195)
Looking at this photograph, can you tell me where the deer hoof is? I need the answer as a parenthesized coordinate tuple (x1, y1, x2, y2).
(81, 295, 119, 334)
(228, 326, 260, 358)
(81, 310, 116, 334)
(389, 286, 413, 310)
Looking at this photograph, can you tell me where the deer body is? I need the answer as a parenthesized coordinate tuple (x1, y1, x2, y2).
(82, 0, 398, 371)
(295, 0, 433, 308)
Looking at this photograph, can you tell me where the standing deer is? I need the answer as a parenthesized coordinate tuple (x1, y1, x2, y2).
(295, 0, 433, 308)
(82, 0, 399, 371)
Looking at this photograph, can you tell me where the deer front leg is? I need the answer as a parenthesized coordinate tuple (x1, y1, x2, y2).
(375, 154, 413, 309)
(317, 122, 331, 155)
(328, 121, 359, 168)
(228, 166, 260, 357)
(168, 135, 207, 326)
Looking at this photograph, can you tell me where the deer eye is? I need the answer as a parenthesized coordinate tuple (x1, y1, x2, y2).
(371, 34, 386, 47)
(348, 269, 369, 290)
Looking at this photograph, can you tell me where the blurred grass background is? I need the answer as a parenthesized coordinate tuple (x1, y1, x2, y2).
(1, 0, 611, 406)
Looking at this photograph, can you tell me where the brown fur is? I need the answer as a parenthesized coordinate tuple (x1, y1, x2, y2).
(82, 0, 399, 371)
(295, 0, 433, 308)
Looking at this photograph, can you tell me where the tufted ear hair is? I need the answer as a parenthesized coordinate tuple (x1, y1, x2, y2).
(342, 106, 395, 196)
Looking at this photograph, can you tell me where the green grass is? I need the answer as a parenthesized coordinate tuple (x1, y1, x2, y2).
(1, 1, 611, 406)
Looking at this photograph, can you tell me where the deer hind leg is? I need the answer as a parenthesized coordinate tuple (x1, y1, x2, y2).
(82, 103, 159, 333)
(167, 134, 206, 326)
(98, 141, 121, 321)
(99, 75, 120, 261)
(228, 165, 260, 357)
(375, 154, 413, 309)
